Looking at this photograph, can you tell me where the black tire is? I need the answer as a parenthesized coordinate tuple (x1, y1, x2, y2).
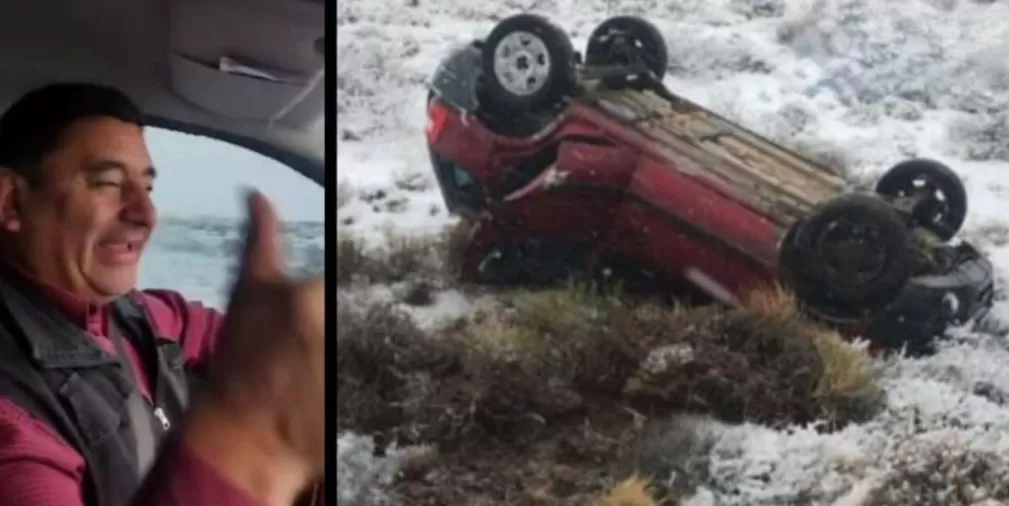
(480, 14, 577, 114)
(781, 193, 913, 321)
(875, 158, 967, 241)
(585, 16, 669, 79)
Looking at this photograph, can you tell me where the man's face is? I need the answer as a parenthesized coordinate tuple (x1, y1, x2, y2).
(0, 116, 158, 301)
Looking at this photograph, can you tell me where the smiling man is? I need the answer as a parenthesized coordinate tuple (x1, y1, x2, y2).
(0, 83, 325, 506)
(0, 86, 158, 299)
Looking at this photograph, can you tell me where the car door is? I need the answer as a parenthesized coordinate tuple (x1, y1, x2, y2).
(492, 138, 637, 248)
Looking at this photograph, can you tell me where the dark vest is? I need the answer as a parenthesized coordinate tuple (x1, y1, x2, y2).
(0, 272, 192, 506)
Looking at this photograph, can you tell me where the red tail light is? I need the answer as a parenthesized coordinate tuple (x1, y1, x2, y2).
(426, 99, 450, 144)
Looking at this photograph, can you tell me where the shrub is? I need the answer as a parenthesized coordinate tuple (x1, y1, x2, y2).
(336, 283, 882, 505)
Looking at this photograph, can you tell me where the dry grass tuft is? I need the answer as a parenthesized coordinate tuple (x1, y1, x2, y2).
(399, 280, 437, 306)
(502, 281, 613, 335)
(336, 221, 474, 287)
(335, 233, 371, 284)
(741, 283, 800, 321)
(458, 307, 547, 363)
(810, 331, 882, 425)
(592, 475, 659, 506)
(812, 332, 876, 400)
(382, 233, 440, 280)
(335, 296, 447, 435)
(435, 219, 476, 281)
(393, 171, 432, 193)
(335, 231, 438, 285)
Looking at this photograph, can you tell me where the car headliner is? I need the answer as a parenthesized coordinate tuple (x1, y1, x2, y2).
(0, 0, 325, 186)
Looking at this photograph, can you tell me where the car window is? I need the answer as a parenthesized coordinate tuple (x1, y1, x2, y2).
(138, 127, 325, 310)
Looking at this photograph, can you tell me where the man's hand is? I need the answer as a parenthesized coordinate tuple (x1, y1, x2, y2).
(182, 191, 325, 506)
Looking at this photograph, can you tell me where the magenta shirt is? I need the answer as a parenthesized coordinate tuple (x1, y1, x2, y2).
(0, 273, 264, 506)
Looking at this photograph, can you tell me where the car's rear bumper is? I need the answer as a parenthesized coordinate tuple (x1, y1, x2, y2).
(863, 243, 995, 351)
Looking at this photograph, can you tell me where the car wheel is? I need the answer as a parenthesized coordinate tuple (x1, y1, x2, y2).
(585, 16, 669, 79)
(480, 14, 577, 114)
(782, 193, 913, 321)
(875, 158, 967, 241)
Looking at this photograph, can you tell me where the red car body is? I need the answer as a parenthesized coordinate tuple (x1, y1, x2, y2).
(424, 39, 993, 351)
(427, 87, 846, 306)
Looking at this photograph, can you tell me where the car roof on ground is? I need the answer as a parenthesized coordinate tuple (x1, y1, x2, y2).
(0, 0, 325, 186)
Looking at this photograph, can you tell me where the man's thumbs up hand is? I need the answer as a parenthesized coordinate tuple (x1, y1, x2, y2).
(184, 191, 326, 506)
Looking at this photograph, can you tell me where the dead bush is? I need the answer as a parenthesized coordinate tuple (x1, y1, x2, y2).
(337, 284, 882, 505)
(336, 233, 372, 285)
(393, 171, 432, 193)
(436, 219, 475, 281)
(632, 414, 719, 501)
(948, 112, 1009, 162)
(335, 232, 442, 286)
(620, 304, 825, 426)
(741, 286, 882, 425)
(382, 233, 440, 281)
(864, 437, 1009, 506)
(335, 297, 457, 435)
(336, 223, 474, 287)
(398, 280, 436, 306)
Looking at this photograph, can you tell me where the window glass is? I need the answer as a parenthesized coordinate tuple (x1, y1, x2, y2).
(139, 128, 325, 309)
(452, 165, 483, 203)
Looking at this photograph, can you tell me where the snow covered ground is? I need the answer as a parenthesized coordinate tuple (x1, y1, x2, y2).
(336, 0, 1009, 503)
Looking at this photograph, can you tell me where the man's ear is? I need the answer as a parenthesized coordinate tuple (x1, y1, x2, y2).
(0, 169, 23, 233)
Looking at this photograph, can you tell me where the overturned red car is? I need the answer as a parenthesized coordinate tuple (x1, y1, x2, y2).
(424, 13, 995, 351)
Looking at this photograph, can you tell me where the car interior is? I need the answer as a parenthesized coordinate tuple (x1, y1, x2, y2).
(0, 0, 325, 185)
(0, 2, 326, 504)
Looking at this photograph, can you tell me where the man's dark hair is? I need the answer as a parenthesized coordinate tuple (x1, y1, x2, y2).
(0, 83, 145, 180)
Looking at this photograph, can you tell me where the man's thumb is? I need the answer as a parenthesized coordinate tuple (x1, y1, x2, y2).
(238, 190, 285, 280)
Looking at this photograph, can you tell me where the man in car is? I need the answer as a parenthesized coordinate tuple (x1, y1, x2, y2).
(0, 83, 324, 506)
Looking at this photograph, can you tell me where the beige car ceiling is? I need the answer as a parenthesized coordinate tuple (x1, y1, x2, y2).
(0, 0, 326, 185)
